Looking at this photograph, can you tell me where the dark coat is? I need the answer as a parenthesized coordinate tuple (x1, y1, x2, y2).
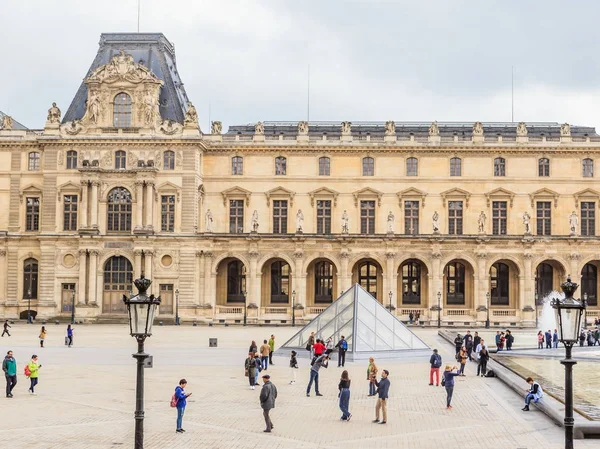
(260, 381, 277, 410)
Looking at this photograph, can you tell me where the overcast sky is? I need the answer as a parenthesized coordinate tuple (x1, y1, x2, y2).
(1, 0, 600, 130)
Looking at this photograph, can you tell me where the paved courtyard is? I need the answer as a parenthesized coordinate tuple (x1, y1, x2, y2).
(0, 324, 597, 448)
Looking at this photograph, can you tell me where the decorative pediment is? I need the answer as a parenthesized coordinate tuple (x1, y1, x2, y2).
(57, 181, 81, 201)
(221, 186, 251, 206)
(485, 187, 515, 208)
(396, 188, 427, 208)
(353, 187, 383, 207)
(529, 188, 560, 208)
(440, 188, 471, 208)
(20, 184, 43, 203)
(156, 181, 181, 202)
(574, 188, 600, 208)
(87, 51, 161, 85)
(309, 187, 339, 206)
(265, 186, 295, 207)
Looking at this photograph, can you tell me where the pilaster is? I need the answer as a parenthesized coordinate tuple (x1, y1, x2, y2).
(78, 249, 87, 304)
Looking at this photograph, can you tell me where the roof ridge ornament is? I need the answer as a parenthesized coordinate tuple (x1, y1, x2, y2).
(87, 50, 160, 84)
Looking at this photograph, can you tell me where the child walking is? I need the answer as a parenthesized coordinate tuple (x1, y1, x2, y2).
(39, 326, 47, 348)
(289, 350, 298, 385)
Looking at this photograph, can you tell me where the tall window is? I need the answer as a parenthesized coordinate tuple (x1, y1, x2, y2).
(63, 195, 78, 231)
(404, 200, 419, 235)
(402, 261, 421, 304)
(161, 195, 175, 232)
(360, 200, 375, 234)
(536, 263, 554, 299)
(582, 263, 598, 306)
(115, 150, 126, 169)
(583, 158, 594, 178)
(319, 157, 330, 176)
(581, 202, 596, 236)
(448, 201, 463, 235)
(494, 157, 506, 176)
(492, 201, 507, 235)
(163, 151, 175, 170)
(316, 200, 331, 234)
(273, 200, 288, 234)
(229, 200, 244, 233)
(490, 263, 509, 305)
(232, 156, 243, 175)
(23, 258, 38, 299)
(359, 262, 378, 299)
(450, 157, 462, 176)
(315, 261, 333, 303)
(226, 260, 246, 302)
(536, 201, 551, 236)
(275, 156, 286, 175)
(362, 157, 374, 176)
(406, 157, 418, 176)
(113, 92, 132, 128)
(26, 197, 40, 231)
(445, 261, 465, 305)
(28, 152, 40, 171)
(107, 187, 132, 232)
(66, 150, 78, 169)
(270, 261, 290, 303)
(538, 158, 550, 177)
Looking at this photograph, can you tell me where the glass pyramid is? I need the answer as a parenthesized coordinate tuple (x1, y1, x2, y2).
(276, 283, 429, 361)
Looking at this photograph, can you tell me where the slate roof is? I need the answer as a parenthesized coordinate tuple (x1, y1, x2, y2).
(63, 33, 190, 124)
(0, 111, 29, 130)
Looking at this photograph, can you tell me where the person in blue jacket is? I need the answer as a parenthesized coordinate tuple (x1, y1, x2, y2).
(174, 379, 192, 433)
(443, 365, 461, 409)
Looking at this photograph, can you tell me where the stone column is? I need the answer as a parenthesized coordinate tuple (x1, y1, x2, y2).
(145, 182, 154, 231)
(569, 253, 581, 283)
(204, 252, 214, 309)
(293, 251, 305, 308)
(134, 250, 143, 280)
(88, 250, 98, 304)
(80, 182, 89, 228)
(0, 249, 6, 302)
(144, 250, 153, 283)
(249, 250, 260, 308)
(430, 252, 442, 317)
(196, 251, 205, 306)
(135, 182, 144, 230)
(476, 253, 488, 310)
(385, 252, 396, 309)
(90, 181, 99, 228)
(78, 249, 87, 304)
(340, 252, 350, 292)
(518, 275, 525, 311)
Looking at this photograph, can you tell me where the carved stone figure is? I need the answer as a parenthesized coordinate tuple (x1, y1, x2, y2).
(516, 121, 528, 137)
(158, 119, 182, 135)
(432, 211, 440, 233)
(341, 210, 349, 233)
(472, 121, 484, 136)
(296, 209, 304, 233)
(87, 92, 100, 125)
(184, 102, 199, 127)
(561, 123, 571, 137)
(205, 209, 214, 232)
(384, 120, 395, 136)
(569, 211, 579, 235)
(251, 210, 259, 232)
(298, 121, 309, 135)
(255, 121, 265, 135)
(387, 211, 395, 233)
(428, 121, 439, 136)
(211, 121, 222, 134)
(143, 90, 156, 125)
(87, 50, 159, 84)
(1, 115, 13, 130)
(522, 211, 531, 234)
(61, 120, 84, 135)
(478, 211, 487, 233)
(47, 102, 61, 124)
(341, 121, 352, 134)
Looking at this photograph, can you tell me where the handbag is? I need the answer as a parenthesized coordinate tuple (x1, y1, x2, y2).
(441, 376, 446, 387)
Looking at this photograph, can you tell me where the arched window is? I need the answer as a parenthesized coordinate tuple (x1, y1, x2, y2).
(490, 262, 509, 305)
(319, 157, 330, 176)
(362, 157, 374, 176)
(406, 157, 418, 176)
(536, 263, 554, 300)
(538, 158, 550, 177)
(107, 187, 132, 232)
(402, 261, 421, 304)
(113, 93, 132, 128)
(23, 258, 38, 300)
(445, 261, 465, 305)
(581, 263, 598, 306)
(66, 150, 78, 169)
(358, 262, 378, 299)
(227, 260, 246, 303)
(103, 256, 133, 313)
(28, 152, 40, 171)
(270, 261, 290, 303)
(450, 157, 462, 176)
(315, 261, 334, 303)
(583, 158, 594, 178)
(275, 156, 287, 175)
(231, 156, 243, 175)
(115, 150, 126, 169)
(163, 151, 175, 170)
(494, 157, 506, 176)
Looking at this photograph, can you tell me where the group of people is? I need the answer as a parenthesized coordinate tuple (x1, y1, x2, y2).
(305, 332, 348, 367)
(579, 328, 600, 346)
(408, 311, 421, 325)
(2, 321, 75, 347)
(453, 331, 492, 377)
(3, 350, 42, 397)
(244, 335, 277, 390)
(537, 329, 559, 349)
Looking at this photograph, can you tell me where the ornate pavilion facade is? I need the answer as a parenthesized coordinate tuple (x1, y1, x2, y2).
(1, 33, 599, 326)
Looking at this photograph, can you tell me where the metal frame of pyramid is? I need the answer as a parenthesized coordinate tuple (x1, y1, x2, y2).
(275, 283, 430, 361)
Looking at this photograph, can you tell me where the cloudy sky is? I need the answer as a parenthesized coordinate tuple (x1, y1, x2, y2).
(1, 0, 599, 130)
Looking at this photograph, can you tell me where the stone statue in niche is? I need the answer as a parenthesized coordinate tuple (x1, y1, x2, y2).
(384, 120, 395, 135)
(569, 211, 579, 235)
(205, 209, 213, 233)
(522, 211, 532, 235)
(478, 211, 487, 234)
(211, 121, 222, 134)
(387, 211, 395, 233)
(298, 121, 309, 135)
(341, 210, 349, 233)
(432, 211, 440, 233)
(429, 121, 439, 136)
(251, 210, 259, 232)
(143, 90, 156, 125)
(472, 121, 484, 136)
(47, 103, 61, 124)
(516, 122, 528, 137)
(296, 209, 304, 233)
(87, 92, 101, 125)
(255, 121, 265, 135)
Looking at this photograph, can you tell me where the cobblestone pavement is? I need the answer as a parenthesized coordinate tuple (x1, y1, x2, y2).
(0, 324, 597, 448)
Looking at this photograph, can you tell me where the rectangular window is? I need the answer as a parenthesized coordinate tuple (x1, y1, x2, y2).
(319, 157, 330, 176)
(161, 195, 175, 232)
(229, 199, 244, 233)
(63, 195, 78, 231)
(316, 200, 331, 234)
(360, 200, 376, 234)
(492, 201, 507, 235)
(404, 200, 419, 235)
(28, 153, 40, 171)
(272, 200, 288, 234)
(26, 197, 40, 231)
(448, 201, 463, 235)
(536, 201, 551, 236)
(581, 202, 596, 236)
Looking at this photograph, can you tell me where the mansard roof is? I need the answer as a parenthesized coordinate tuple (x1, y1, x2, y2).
(63, 33, 190, 124)
(0, 111, 29, 130)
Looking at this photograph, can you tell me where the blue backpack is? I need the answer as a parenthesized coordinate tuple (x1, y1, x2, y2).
(341, 340, 348, 350)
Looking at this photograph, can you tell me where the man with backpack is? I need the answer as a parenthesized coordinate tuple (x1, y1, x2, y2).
(2, 350, 17, 398)
(335, 335, 348, 367)
(429, 349, 442, 386)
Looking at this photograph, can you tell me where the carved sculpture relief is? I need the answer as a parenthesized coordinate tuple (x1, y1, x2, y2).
(184, 102, 199, 128)
(516, 122, 527, 136)
(211, 121, 223, 134)
(298, 121, 309, 135)
(47, 102, 61, 124)
(561, 123, 571, 137)
(158, 119, 183, 135)
(429, 121, 439, 136)
(384, 120, 395, 135)
(255, 121, 265, 135)
(1, 115, 13, 130)
(60, 120, 85, 135)
(472, 121, 484, 136)
(341, 121, 352, 134)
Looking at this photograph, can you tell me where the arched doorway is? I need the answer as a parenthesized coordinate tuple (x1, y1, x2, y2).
(490, 262, 510, 306)
(306, 258, 337, 305)
(261, 258, 292, 305)
(103, 256, 133, 314)
(443, 259, 474, 308)
(352, 259, 382, 301)
(216, 258, 247, 305)
(581, 262, 599, 307)
(398, 259, 429, 305)
(535, 260, 566, 301)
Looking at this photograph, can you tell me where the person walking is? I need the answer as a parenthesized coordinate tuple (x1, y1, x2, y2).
(260, 374, 277, 433)
(253, 352, 262, 386)
(289, 350, 298, 385)
(506, 330, 514, 351)
(495, 331, 502, 350)
(473, 331, 481, 349)
(522, 377, 544, 411)
(409, 312, 414, 324)
(429, 349, 442, 386)
(39, 326, 47, 348)
(537, 331, 544, 349)
(249, 340, 258, 355)
(458, 346, 467, 376)
(552, 330, 558, 349)
(307, 332, 315, 357)
(2, 350, 17, 398)
(2, 320, 10, 337)
(465, 335, 474, 361)
(367, 357, 378, 396)
(335, 335, 348, 367)
(442, 365, 461, 409)
(306, 354, 328, 397)
(260, 340, 270, 370)
(27, 355, 41, 395)
(268, 335, 275, 366)
(245, 352, 257, 390)
(372, 369, 390, 424)
(579, 330, 586, 347)
(545, 330, 552, 349)
(454, 333, 462, 354)
(338, 370, 352, 421)
(173, 379, 192, 433)
(478, 347, 489, 377)
(66, 324, 74, 347)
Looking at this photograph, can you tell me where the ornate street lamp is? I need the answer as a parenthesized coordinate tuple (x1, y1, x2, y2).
(485, 292, 491, 329)
(123, 274, 161, 449)
(429, 291, 442, 328)
(71, 289, 76, 325)
(583, 292, 588, 326)
(243, 290, 247, 326)
(292, 290, 296, 327)
(27, 288, 32, 324)
(551, 277, 586, 449)
(175, 288, 180, 325)
(388, 291, 393, 311)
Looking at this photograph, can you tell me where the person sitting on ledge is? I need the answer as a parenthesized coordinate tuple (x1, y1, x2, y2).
(522, 377, 544, 411)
